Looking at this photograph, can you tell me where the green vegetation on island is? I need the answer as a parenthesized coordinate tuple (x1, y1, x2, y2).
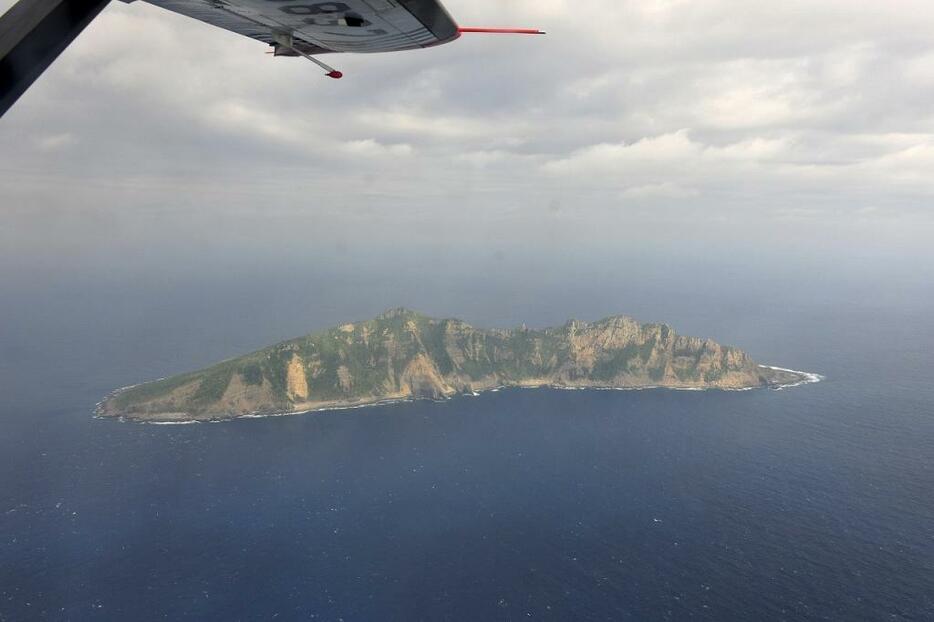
(98, 308, 809, 422)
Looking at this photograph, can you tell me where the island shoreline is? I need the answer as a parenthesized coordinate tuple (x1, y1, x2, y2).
(95, 365, 821, 425)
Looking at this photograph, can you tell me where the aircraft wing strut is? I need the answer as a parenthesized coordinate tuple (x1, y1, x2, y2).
(0, 0, 110, 116)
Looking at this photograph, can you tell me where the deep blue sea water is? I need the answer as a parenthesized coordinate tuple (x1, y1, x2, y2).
(1, 268, 933, 620)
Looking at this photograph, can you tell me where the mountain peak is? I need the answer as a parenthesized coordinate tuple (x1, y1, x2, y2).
(376, 307, 422, 320)
(98, 310, 811, 422)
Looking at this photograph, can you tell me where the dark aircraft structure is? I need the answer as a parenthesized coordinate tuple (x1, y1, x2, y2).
(0, 0, 542, 117)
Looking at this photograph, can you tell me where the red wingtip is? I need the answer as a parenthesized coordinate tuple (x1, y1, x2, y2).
(327, 70, 343, 79)
(457, 27, 545, 35)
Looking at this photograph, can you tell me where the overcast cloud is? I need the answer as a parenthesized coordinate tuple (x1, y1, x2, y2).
(2, 0, 934, 266)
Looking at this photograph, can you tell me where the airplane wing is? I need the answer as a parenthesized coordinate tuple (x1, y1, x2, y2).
(139, 0, 461, 56)
(1, 0, 539, 115)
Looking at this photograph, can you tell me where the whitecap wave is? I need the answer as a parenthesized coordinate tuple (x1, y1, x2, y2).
(759, 365, 824, 390)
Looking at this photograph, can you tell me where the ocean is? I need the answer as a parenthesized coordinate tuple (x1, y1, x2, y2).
(1, 263, 932, 620)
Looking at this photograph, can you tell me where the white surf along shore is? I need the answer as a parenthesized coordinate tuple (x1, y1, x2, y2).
(758, 365, 824, 390)
(100, 365, 823, 425)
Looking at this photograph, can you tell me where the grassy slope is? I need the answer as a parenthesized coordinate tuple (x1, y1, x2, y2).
(105, 309, 782, 418)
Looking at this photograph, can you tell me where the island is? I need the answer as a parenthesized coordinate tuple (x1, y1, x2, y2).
(97, 308, 816, 422)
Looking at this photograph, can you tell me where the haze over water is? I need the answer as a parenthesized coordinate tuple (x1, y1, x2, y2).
(4, 0, 934, 616)
(1, 242, 932, 620)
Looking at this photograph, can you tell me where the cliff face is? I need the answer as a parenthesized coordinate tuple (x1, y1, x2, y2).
(99, 308, 804, 421)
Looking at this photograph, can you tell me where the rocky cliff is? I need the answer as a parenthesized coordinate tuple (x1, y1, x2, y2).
(98, 308, 807, 422)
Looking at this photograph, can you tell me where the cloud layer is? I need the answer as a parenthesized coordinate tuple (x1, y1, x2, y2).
(3, 0, 934, 257)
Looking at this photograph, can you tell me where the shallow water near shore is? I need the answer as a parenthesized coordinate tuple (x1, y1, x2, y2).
(1, 274, 932, 620)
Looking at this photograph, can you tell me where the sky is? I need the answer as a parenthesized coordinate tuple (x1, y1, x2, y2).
(1, 0, 933, 308)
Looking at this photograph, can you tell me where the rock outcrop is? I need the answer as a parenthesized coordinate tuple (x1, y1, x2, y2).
(98, 308, 808, 422)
